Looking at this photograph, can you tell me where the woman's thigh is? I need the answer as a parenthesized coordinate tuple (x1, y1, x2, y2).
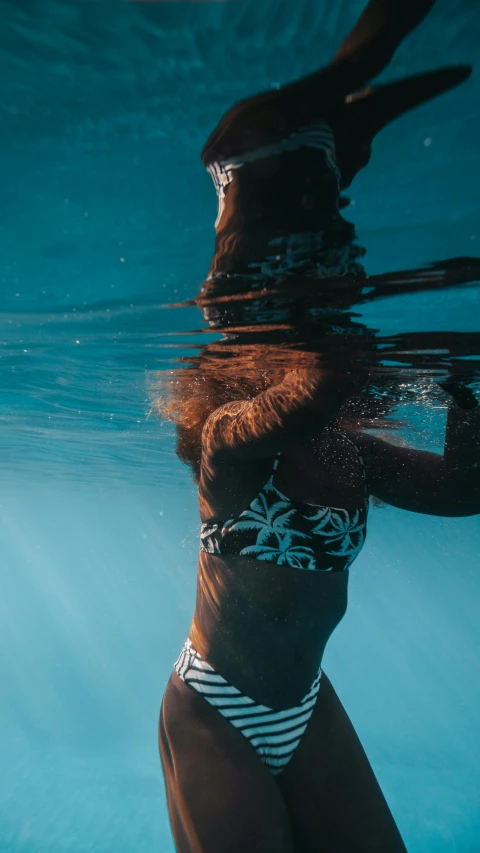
(159, 672, 297, 853)
(277, 672, 408, 853)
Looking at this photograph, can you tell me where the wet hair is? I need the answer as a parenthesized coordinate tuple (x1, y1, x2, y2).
(151, 341, 401, 482)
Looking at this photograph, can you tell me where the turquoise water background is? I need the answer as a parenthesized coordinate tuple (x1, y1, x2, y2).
(1, 1, 479, 850)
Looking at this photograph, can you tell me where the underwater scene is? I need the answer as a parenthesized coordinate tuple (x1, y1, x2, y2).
(1, 1, 479, 851)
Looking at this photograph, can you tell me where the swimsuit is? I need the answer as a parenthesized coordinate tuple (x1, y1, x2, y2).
(175, 435, 368, 774)
(175, 639, 322, 776)
(201, 435, 368, 571)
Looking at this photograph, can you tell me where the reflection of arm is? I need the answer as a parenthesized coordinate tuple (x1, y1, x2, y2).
(286, 0, 437, 119)
(203, 370, 355, 461)
(331, 0, 435, 80)
(356, 404, 480, 516)
(201, 0, 436, 164)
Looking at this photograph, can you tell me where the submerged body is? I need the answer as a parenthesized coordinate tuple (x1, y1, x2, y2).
(158, 2, 478, 851)
(160, 364, 479, 852)
(191, 429, 366, 708)
(161, 417, 408, 853)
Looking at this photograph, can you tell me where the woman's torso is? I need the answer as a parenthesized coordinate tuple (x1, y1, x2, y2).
(190, 428, 368, 708)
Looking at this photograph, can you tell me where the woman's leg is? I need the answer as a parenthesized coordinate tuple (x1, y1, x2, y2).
(159, 672, 297, 853)
(277, 672, 407, 853)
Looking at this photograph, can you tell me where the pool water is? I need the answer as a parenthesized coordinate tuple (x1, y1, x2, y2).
(1, 1, 479, 851)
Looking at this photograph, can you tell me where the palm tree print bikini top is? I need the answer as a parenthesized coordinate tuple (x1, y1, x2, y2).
(200, 435, 368, 571)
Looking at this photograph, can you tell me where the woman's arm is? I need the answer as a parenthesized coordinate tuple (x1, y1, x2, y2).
(356, 390, 480, 516)
(201, 0, 457, 167)
(331, 0, 435, 75)
(202, 369, 356, 461)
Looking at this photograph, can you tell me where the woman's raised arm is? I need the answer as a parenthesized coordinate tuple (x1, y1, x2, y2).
(356, 388, 480, 517)
(202, 369, 355, 461)
(201, 0, 448, 166)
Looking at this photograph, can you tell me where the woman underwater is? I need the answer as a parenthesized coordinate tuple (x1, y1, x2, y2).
(157, 1, 479, 850)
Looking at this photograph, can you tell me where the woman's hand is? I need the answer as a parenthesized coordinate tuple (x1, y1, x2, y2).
(355, 377, 480, 516)
(438, 380, 478, 411)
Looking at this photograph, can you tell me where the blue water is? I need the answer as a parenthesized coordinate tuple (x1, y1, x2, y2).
(1, 1, 479, 851)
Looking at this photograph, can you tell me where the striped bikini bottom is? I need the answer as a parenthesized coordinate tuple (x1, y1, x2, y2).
(174, 639, 322, 775)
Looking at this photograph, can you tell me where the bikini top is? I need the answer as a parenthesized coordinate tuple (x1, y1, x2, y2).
(200, 434, 368, 572)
